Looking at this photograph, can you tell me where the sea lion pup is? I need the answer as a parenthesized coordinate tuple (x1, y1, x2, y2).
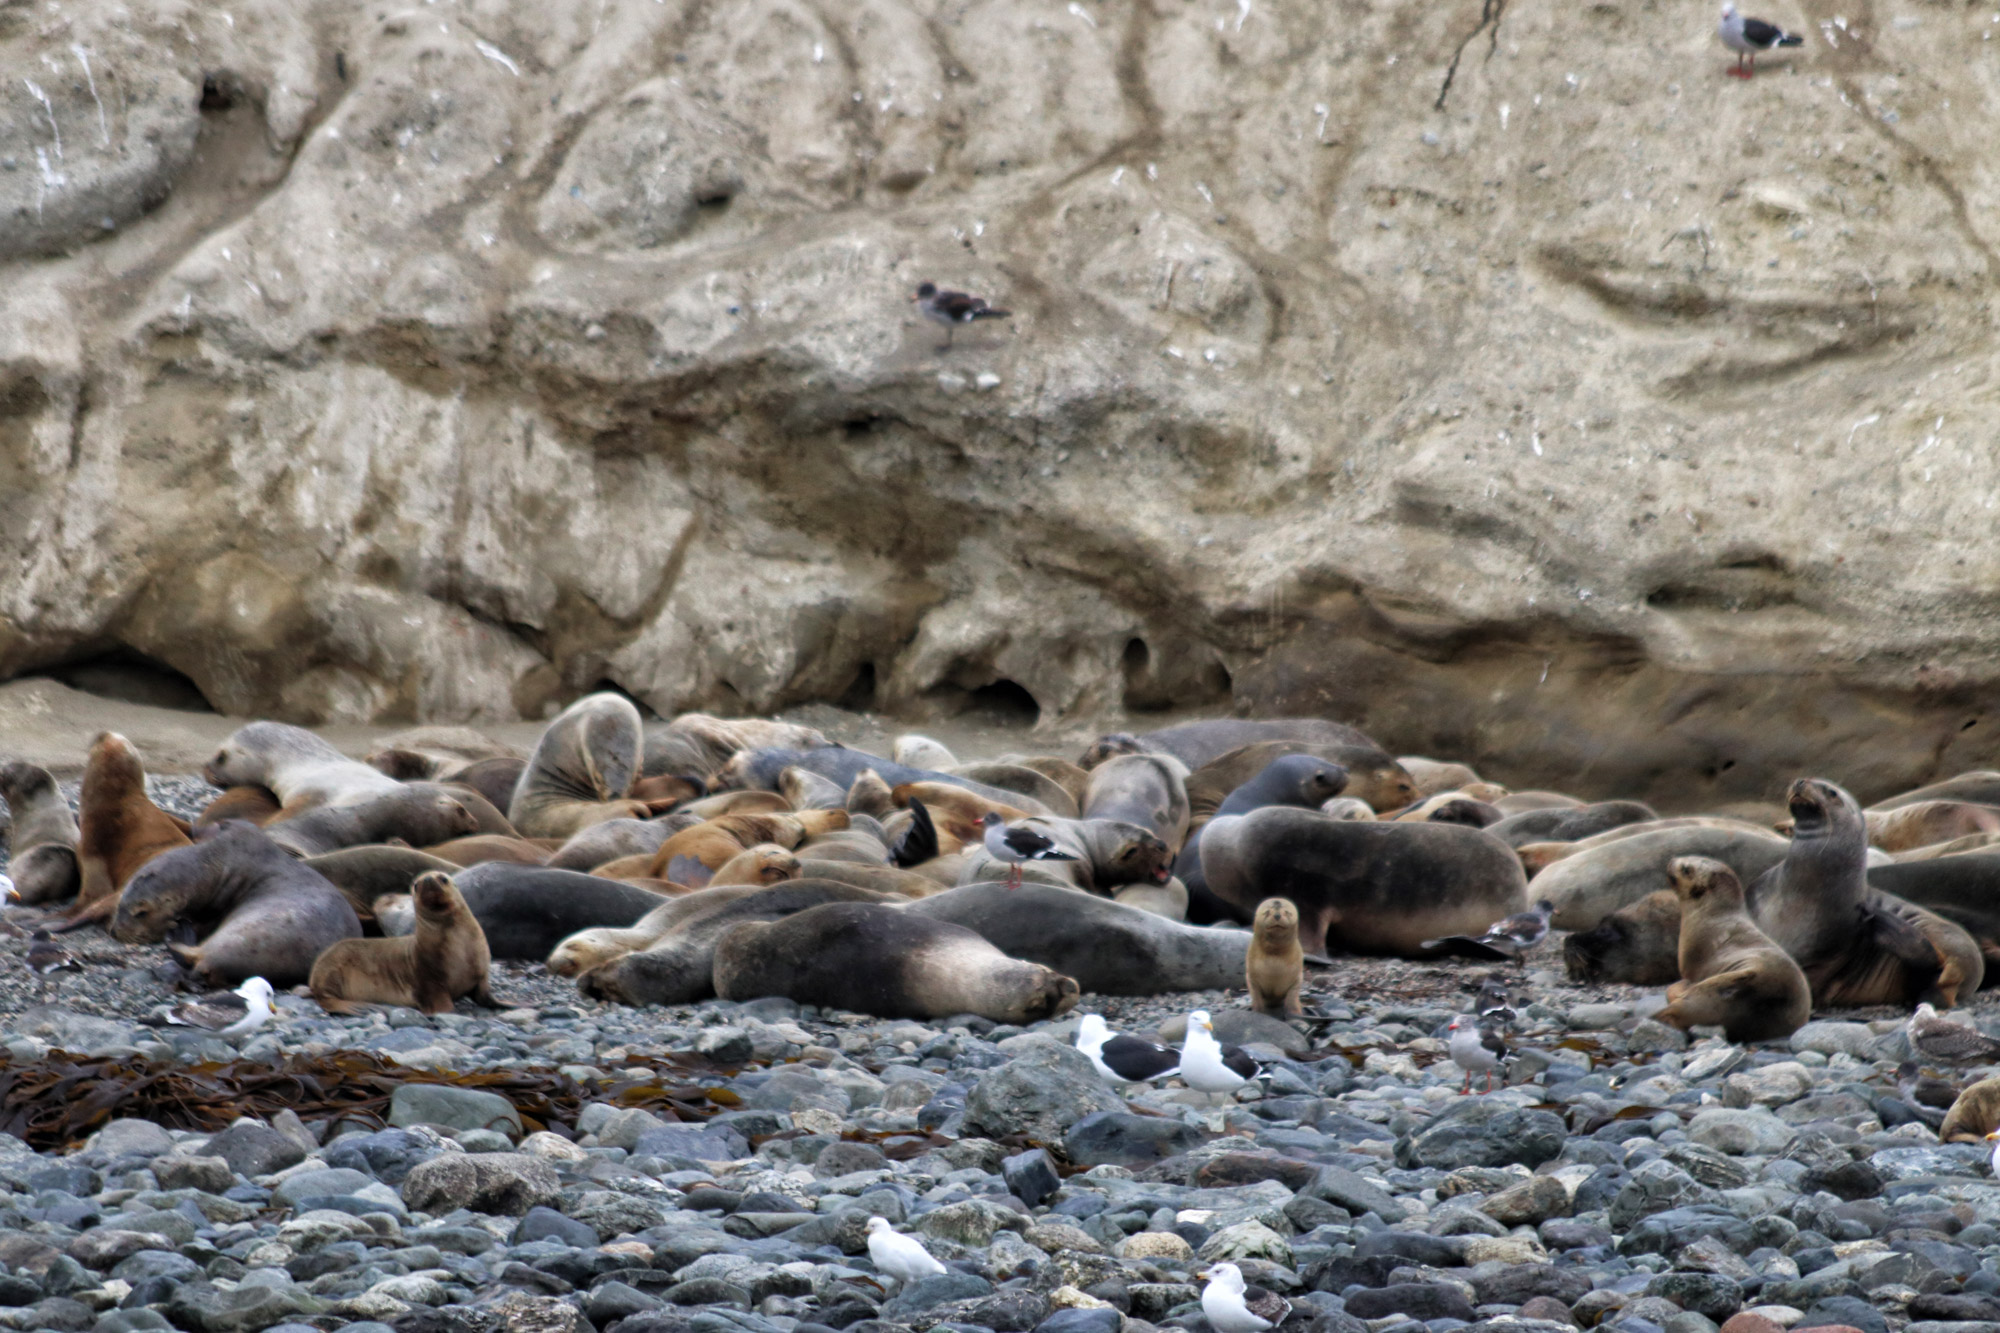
(113, 822, 362, 987)
(1872, 771, 2000, 813)
(1864, 800, 2000, 853)
(712, 902, 1080, 1023)
(847, 770, 897, 819)
(1488, 801, 1660, 850)
(1656, 857, 1810, 1042)
(577, 882, 898, 1006)
(0, 760, 80, 905)
(894, 735, 959, 771)
(508, 692, 649, 839)
(1939, 1075, 2000, 1143)
(1081, 753, 1193, 856)
(1533, 820, 1792, 929)
(781, 766, 849, 811)
(264, 784, 478, 858)
(1200, 807, 1527, 956)
(1247, 898, 1306, 1016)
(545, 818, 673, 872)
(423, 835, 551, 868)
(1177, 755, 1350, 924)
(309, 871, 495, 1015)
(1750, 778, 1974, 1007)
(195, 785, 284, 828)
(1186, 742, 1416, 825)
(711, 845, 802, 886)
(69, 733, 191, 925)
(205, 721, 404, 811)
(1563, 890, 1685, 985)
(1396, 757, 1486, 800)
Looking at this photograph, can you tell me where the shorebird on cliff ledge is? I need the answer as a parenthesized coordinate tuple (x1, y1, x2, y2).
(912, 281, 1011, 350)
(1718, 2, 1804, 77)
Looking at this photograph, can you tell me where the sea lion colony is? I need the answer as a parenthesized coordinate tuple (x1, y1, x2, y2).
(5, 695, 1997, 1040)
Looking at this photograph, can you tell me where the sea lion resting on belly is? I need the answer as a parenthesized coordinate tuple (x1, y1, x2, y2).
(310, 871, 495, 1015)
(112, 822, 361, 987)
(377, 861, 668, 960)
(0, 760, 80, 906)
(265, 784, 478, 858)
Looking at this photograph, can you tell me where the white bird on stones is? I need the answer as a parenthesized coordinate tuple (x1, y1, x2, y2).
(1076, 1013, 1180, 1085)
(1718, 2, 1804, 77)
(1178, 1009, 1264, 1098)
(1201, 1262, 1292, 1333)
(865, 1216, 946, 1286)
(155, 976, 278, 1038)
(1449, 1013, 1510, 1094)
(1986, 1130, 2000, 1180)
(1907, 1003, 2000, 1064)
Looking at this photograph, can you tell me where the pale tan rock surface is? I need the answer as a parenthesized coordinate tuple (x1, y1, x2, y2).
(1, 0, 1995, 804)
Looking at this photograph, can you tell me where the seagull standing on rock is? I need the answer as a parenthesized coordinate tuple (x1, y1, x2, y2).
(865, 1217, 945, 1287)
(979, 813, 1079, 889)
(1201, 1262, 1292, 1333)
(911, 282, 1011, 351)
(1178, 1009, 1264, 1099)
(1908, 1003, 2000, 1064)
(152, 976, 278, 1039)
(1718, 3, 1804, 78)
(1422, 899, 1555, 964)
(1449, 1013, 1510, 1094)
(1075, 1013, 1180, 1085)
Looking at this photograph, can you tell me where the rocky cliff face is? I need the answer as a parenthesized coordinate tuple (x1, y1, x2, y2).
(1, 0, 1995, 804)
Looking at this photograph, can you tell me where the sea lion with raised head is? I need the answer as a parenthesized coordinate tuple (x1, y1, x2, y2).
(264, 784, 478, 858)
(1656, 857, 1811, 1042)
(1177, 755, 1351, 924)
(69, 734, 191, 926)
(1247, 898, 1306, 1016)
(1185, 742, 1417, 824)
(310, 871, 495, 1015)
(205, 722, 404, 812)
(713, 902, 1080, 1023)
(508, 692, 649, 839)
(113, 822, 361, 987)
(0, 760, 80, 905)
(1199, 807, 1527, 956)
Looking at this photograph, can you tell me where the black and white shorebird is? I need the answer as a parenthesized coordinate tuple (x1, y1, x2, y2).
(144, 976, 278, 1039)
(911, 282, 1011, 351)
(1178, 1008, 1265, 1099)
(1422, 899, 1555, 964)
(1474, 972, 1518, 1025)
(979, 812, 1079, 889)
(1449, 1013, 1510, 1094)
(26, 929, 81, 977)
(1718, 3, 1804, 78)
(1200, 1262, 1291, 1333)
(1076, 1013, 1180, 1085)
(1907, 1003, 2000, 1064)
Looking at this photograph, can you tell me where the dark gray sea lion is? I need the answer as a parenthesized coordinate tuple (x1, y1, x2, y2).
(1488, 801, 1660, 850)
(265, 784, 479, 858)
(388, 861, 666, 960)
(713, 902, 1081, 1023)
(1185, 741, 1417, 822)
(1081, 754, 1193, 854)
(1199, 808, 1527, 955)
(112, 822, 362, 987)
(728, 748, 1053, 816)
(1177, 755, 1351, 925)
(1749, 779, 1978, 1007)
(304, 845, 462, 921)
(907, 882, 1250, 994)
(1418, 797, 1503, 828)
(0, 761, 79, 905)
(509, 693, 649, 839)
(546, 818, 674, 872)
(575, 881, 895, 1006)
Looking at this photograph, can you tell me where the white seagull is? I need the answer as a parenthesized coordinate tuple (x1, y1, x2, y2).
(1718, 2, 1803, 78)
(1449, 1013, 1510, 1094)
(1076, 1013, 1180, 1085)
(1178, 1009, 1264, 1098)
(1201, 1262, 1291, 1333)
(979, 813, 1079, 889)
(153, 976, 278, 1038)
(1986, 1130, 2000, 1180)
(865, 1216, 946, 1286)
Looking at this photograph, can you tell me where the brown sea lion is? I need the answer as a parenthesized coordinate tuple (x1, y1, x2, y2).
(1939, 1075, 2000, 1143)
(679, 789, 796, 819)
(629, 774, 706, 811)
(1199, 807, 1527, 956)
(205, 722, 404, 812)
(1563, 890, 1685, 985)
(648, 813, 809, 876)
(113, 822, 361, 987)
(946, 762, 1082, 818)
(1864, 800, 2000, 853)
(194, 785, 284, 828)
(1081, 753, 1193, 856)
(309, 871, 495, 1015)
(711, 845, 802, 886)
(1396, 757, 1486, 799)
(423, 835, 552, 868)
(265, 784, 479, 858)
(712, 902, 1080, 1023)
(70, 733, 191, 926)
(1176, 755, 1351, 925)
(792, 859, 940, 898)
(1247, 898, 1305, 1017)
(1656, 858, 1811, 1043)
(508, 693, 649, 839)
(1889, 832, 2000, 863)
(846, 770, 897, 819)
(0, 760, 80, 905)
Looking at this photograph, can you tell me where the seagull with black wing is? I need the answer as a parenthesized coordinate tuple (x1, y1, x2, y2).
(144, 976, 278, 1039)
(912, 282, 1011, 351)
(980, 812, 1079, 889)
(1178, 1008, 1266, 1100)
(25, 929, 81, 977)
(1449, 1013, 1511, 1094)
(1718, 3, 1804, 78)
(1423, 899, 1555, 964)
(1076, 1013, 1180, 1085)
